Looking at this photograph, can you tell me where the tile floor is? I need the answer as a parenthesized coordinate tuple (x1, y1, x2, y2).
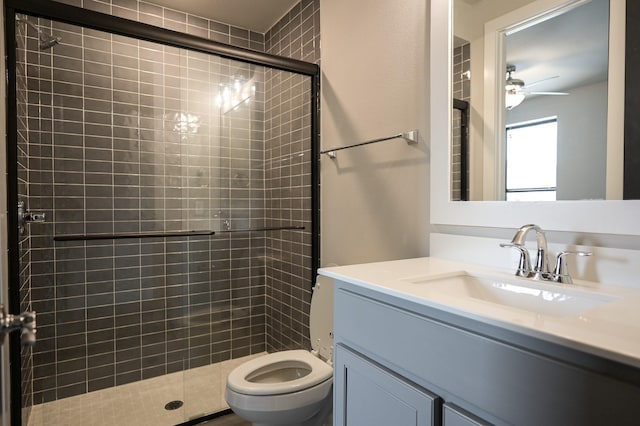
(28, 354, 262, 426)
(198, 413, 250, 425)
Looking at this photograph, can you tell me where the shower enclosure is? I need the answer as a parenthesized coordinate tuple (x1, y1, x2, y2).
(3, 0, 319, 424)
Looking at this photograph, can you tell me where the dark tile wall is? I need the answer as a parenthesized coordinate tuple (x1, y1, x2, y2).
(265, 0, 320, 63)
(16, 0, 319, 410)
(16, 16, 34, 426)
(264, 0, 320, 353)
(452, 43, 470, 201)
(23, 14, 270, 403)
(23, 23, 264, 402)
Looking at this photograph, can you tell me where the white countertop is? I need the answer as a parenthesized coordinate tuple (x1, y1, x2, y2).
(319, 257, 640, 369)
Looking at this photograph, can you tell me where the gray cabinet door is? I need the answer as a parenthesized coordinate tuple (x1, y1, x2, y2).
(334, 344, 440, 426)
(444, 404, 490, 426)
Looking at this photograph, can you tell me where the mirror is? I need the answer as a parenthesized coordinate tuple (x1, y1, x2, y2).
(430, 0, 640, 236)
(451, 0, 622, 201)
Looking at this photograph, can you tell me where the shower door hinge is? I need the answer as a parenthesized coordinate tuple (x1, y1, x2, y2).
(0, 304, 36, 347)
(17, 201, 46, 234)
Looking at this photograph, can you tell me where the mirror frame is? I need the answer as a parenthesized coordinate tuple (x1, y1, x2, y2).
(430, 0, 640, 236)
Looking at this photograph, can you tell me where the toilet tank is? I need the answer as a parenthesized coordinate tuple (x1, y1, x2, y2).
(309, 275, 334, 362)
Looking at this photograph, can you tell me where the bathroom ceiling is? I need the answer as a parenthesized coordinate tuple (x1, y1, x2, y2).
(505, 0, 608, 96)
(458, 0, 608, 96)
(145, 0, 300, 33)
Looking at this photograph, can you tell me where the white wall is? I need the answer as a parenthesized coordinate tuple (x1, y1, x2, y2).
(320, 0, 637, 287)
(430, 0, 640, 289)
(506, 81, 608, 200)
(431, 233, 640, 289)
(454, 0, 533, 42)
(319, 0, 430, 267)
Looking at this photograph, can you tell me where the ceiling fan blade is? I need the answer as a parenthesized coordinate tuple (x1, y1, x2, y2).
(523, 75, 560, 89)
(524, 91, 569, 96)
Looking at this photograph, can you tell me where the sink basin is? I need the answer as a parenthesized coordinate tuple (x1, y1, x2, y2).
(404, 272, 616, 317)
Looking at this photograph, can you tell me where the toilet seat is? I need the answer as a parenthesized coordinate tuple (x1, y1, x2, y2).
(227, 350, 333, 396)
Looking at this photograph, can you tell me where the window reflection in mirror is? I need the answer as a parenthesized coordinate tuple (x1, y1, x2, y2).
(452, 0, 612, 201)
(505, 118, 558, 201)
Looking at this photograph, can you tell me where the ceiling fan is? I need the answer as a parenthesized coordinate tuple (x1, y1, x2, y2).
(505, 64, 568, 110)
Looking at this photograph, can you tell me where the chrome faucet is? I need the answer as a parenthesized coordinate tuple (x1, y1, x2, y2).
(501, 224, 592, 284)
(551, 250, 592, 284)
(501, 224, 550, 280)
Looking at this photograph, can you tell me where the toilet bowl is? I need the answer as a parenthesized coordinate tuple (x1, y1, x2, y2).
(225, 276, 334, 426)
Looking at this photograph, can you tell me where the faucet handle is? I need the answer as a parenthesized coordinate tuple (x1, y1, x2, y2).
(500, 243, 532, 277)
(552, 250, 593, 284)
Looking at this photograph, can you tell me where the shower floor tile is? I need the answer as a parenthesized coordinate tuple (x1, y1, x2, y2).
(28, 353, 263, 426)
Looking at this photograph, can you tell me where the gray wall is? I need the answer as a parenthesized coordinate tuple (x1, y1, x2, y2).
(320, 0, 430, 267)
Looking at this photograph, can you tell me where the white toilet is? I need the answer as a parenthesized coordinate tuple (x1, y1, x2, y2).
(225, 275, 334, 426)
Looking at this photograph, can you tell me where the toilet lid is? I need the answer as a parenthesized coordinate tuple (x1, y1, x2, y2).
(309, 275, 334, 361)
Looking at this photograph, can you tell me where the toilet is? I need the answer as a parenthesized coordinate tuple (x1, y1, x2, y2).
(225, 275, 334, 426)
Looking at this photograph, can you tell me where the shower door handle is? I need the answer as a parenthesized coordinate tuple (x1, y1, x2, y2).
(0, 304, 36, 347)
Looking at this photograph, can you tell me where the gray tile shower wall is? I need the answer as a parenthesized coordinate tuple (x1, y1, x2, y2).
(18, 0, 319, 408)
(16, 18, 34, 426)
(25, 20, 267, 402)
(264, 0, 320, 353)
(15, 2, 308, 405)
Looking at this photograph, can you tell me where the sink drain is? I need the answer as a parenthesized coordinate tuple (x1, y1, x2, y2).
(165, 400, 184, 410)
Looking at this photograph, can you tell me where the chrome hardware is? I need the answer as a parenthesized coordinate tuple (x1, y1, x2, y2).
(17, 201, 46, 234)
(502, 224, 593, 284)
(505, 224, 550, 280)
(551, 251, 593, 284)
(499, 243, 532, 277)
(320, 129, 419, 158)
(0, 304, 36, 346)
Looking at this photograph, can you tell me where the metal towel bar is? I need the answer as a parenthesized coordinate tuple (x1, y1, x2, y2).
(53, 226, 305, 242)
(53, 230, 216, 241)
(320, 129, 419, 158)
(219, 226, 305, 233)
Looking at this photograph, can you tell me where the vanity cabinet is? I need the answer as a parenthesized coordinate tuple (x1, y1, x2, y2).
(443, 404, 489, 426)
(334, 344, 440, 426)
(332, 280, 640, 426)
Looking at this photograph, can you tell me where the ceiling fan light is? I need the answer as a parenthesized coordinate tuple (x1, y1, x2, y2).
(505, 91, 525, 110)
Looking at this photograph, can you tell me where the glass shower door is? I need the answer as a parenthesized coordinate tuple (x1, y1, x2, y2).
(13, 13, 237, 424)
(8, 1, 318, 423)
(12, 11, 275, 425)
